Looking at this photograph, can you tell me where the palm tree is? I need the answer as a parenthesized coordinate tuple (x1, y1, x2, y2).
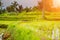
(38, 0, 46, 19)
(42, 0, 46, 19)
(11, 1, 18, 10)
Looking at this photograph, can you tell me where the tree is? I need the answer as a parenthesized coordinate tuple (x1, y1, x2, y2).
(0, 1, 2, 14)
(38, 0, 46, 19)
(6, 5, 15, 12)
(6, 1, 18, 12)
(38, 1, 43, 10)
(0, 1, 2, 6)
(11, 1, 18, 9)
(32, 6, 38, 11)
(16, 5, 23, 12)
(24, 7, 32, 12)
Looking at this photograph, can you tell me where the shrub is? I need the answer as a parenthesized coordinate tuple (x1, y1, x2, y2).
(0, 24, 8, 29)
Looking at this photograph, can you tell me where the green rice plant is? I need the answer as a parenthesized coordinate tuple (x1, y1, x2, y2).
(6, 25, 40, 40)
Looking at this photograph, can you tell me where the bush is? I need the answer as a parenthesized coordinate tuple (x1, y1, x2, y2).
(0, 24, 8, 29)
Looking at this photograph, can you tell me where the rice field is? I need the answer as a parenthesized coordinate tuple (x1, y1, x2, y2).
(0, 11, 60, 40)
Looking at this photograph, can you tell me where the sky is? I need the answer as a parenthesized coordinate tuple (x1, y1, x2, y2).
(1, 0, 40, 8)
(1, 0, 60, 9)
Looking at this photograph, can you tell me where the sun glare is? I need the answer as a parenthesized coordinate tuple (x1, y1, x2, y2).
(53, 0, 60, 8)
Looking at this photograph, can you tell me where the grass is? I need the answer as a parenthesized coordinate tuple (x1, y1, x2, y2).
(0, 20, 60, 40)
(0, 11, 42, 21)
(0, 11, 60, 40)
